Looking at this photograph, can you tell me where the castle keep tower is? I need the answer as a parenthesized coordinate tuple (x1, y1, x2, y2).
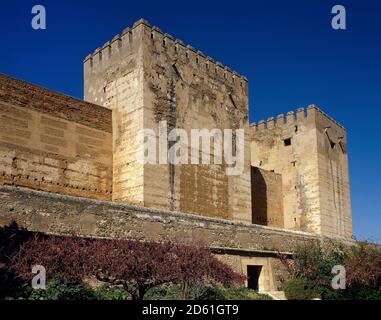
(250, 105, 352, 238)
(84, 19, 252, 222)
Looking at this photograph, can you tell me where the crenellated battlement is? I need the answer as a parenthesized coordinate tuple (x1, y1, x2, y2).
(84, 18, 248, 88)
(250, 104, 345, 132)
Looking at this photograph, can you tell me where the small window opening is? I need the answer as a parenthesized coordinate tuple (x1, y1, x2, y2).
(150, 33, 154, 39)
(295, 125, 298, 133)
(284, 138, 292, 146)
(330, 141, 336, 149)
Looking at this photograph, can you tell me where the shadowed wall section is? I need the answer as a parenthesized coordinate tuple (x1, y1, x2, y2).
(251, 166, 284, 227)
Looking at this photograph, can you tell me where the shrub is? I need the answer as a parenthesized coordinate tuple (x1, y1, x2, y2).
(143, 283, 272, 300)
(345, 242, 381, 288)
(94, 284, 130, 300)
(194, 286, 226, 300)
(283, 278, 321, 300)
(279, 241, 381, 300)
(28, 278, 96, 300)
(144, 283, 183, 300)
(191, 286, 272, 300)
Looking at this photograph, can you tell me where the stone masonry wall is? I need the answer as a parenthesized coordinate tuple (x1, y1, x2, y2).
(142, 21, 251, 222)
(0, 74, 113, 200)
(314, 109, 352, 238)
(0, 185, 354, 253)
(84, 22, 145, 205)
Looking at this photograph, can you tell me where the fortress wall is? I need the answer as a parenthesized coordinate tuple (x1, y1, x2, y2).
(0, 75, 113, 200)
(0, 185, 354, 252)
(0, 185, 354, 291)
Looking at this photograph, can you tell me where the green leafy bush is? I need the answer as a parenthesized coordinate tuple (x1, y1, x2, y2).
(28, 278, 96, 300)
(283, 278, 321, 300)
(192, 286, 271, 300)
(145, 283, 183, 300)
(145, 283, 272, 300)
(320, 286, 381, 300)
(94, 284, 130, 300)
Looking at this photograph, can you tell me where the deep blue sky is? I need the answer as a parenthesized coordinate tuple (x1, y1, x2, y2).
(1, 0, 380, 241)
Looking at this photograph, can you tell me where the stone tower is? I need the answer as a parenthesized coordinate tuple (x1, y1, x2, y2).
(84, 19, 252, 222)
(250, 105, 352, 238)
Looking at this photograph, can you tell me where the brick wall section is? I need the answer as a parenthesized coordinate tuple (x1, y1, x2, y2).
(0, 74, 111, 132)
(0, 74, 113, 200)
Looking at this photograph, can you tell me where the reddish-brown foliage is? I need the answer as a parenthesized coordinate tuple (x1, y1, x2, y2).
(7, 229, 244, 300)
(344, 244, 381, 288)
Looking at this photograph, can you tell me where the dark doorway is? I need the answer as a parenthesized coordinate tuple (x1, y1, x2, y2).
(247, 265, 262, 291)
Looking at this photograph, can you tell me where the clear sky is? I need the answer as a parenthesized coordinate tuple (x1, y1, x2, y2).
(0, 0, 380, 242)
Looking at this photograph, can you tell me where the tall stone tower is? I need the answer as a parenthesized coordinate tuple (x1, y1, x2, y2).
(250, 105, 352, 238)
(84, 19, 252, 222)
